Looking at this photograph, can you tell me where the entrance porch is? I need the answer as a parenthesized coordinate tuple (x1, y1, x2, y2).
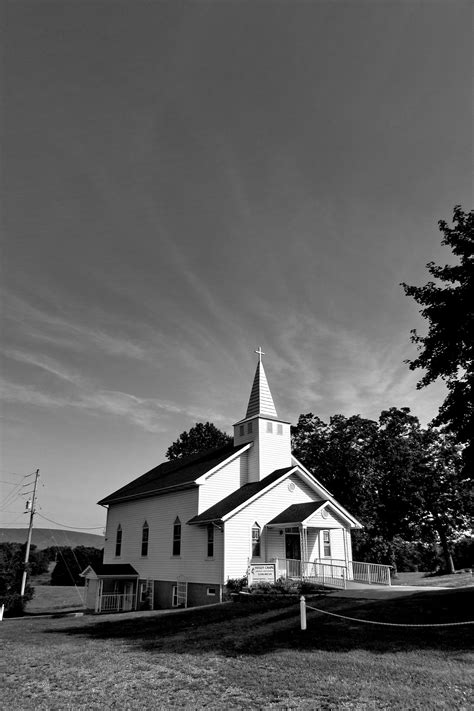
(81, 563, 139, 613)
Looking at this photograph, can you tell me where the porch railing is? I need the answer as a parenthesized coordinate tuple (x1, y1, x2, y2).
(351, 560, 391, 586)
(98, 593, 135, 613)
(314, 559, 392, 586)
(274, 558, 347, 589)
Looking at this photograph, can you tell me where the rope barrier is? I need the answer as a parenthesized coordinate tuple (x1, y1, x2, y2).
(304, 601, 474, 628)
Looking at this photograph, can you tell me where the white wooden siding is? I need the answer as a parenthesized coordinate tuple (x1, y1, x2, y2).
(306, 506, 346, 529)
(103, 489, 222, 584)
(224, 473, 320, 579)
(198, 452, 248, 513)
(257, 418, 292, 481)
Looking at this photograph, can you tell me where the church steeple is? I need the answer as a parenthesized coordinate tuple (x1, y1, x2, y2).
(233, 347, 292, 482)
(245, 348, 278, 419)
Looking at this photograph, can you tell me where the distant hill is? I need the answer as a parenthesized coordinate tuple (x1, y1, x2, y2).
(0, 527, 104, 550)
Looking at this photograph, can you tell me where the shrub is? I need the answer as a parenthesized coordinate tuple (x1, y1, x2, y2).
(225, 576, 248, 594)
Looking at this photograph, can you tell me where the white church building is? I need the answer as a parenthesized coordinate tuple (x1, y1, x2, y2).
(83, 351, 370, 613)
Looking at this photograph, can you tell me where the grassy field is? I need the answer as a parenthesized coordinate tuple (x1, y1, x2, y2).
(2, 587, 473, 710)
(26, 585, 86, 614)
(391, 571, 473, 588)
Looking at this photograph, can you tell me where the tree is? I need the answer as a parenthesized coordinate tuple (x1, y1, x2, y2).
(50, 546, 103, 586)
(401, 205, 474, 476)
(410, 428, 471, 573)
(166, 422, 232, 460)
(0, 542, 34, 616)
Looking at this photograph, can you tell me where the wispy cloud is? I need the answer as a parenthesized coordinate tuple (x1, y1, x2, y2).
(5, 294, 150, 361)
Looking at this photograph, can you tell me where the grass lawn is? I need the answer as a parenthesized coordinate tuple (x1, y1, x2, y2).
(26, 585, 86, 614)
(2, 588, 473, 710)
(391, 571, 473, 588)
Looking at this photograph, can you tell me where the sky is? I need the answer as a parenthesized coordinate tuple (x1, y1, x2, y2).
(1, 0, 472, 533)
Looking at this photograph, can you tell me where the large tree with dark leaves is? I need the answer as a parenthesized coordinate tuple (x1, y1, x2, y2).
(401, 205, 474, 476)
(166, 422, 232, 460)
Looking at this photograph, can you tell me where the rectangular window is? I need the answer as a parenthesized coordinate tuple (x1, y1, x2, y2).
(252, 525, 261, 557)
(141, 525, 149, 557)
(207, 587, 216, 596)
(239, 425, 244, 436)
(323, 530, 331, 557)
(277, 424, 283, 435)
(247, 421, 253, 434)
(172, 585, 178, 607)
(266, 421, 273, 433)
(173, 519, 181, 556)
(115, 526, 122, 557)
(207, 525, 214, 558)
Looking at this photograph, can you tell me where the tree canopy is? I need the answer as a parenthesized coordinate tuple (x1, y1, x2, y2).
(166, 421, 232, 460)
(291, 408, 469, 573)
(401, 205, 474, 475)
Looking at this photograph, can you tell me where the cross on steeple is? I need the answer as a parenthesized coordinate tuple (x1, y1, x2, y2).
(255, 346, 265, 362)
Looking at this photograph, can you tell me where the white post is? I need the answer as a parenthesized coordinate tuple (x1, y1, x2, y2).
(300, 595, 307, 631)
(367, 564, 372, 585)
(0, 604, 4, 621)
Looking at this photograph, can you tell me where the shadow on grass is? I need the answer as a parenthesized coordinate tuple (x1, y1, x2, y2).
(55, 587, 474, 657)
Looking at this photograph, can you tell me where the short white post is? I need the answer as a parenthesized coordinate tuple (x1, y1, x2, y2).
(0, 603, 4, 621)
(300, 595, 307, 631)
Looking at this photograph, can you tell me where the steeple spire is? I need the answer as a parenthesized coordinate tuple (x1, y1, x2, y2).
(245, 348, 278, 419)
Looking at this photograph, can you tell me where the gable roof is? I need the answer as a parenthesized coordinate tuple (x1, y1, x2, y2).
(187, 466, 295, 524)
(81, 563, 139, 578)
(266, 502, 327, 526)
(98, 443, 249, 506)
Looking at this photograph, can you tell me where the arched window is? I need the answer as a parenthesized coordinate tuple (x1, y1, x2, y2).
(141, 521, 149, 557)
(172, 517, 181, 556)
(115, 524, 122, 557)
(252, 523, 261, 557)
(207, 524, 214, 558)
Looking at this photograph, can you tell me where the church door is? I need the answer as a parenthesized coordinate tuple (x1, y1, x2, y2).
(285, 529, 301, 561)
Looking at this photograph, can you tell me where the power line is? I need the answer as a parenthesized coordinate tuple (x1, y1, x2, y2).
(36, 512, 104, 531)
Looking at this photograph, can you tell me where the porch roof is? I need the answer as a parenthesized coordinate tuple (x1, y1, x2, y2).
(82, 563, 139, 579)
(266, 501, 327, 527)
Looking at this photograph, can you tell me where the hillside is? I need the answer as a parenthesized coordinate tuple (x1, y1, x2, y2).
(0, 527, 104, 550)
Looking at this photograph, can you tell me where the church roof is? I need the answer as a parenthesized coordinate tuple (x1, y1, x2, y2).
(187, 466, 295, 524)
(244, 359, 278, 419)
(98, 443, 248, 506)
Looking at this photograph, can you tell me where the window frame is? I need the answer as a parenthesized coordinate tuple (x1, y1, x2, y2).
(251, 523, 261, 558)
(207, 524, 214, 558)
(115, 524, 122, 557)
(322, 529, 331, 557)
(141, 521, 149, 557)
(172, 517, 181, 557)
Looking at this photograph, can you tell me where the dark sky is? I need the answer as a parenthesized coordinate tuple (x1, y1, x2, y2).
(1, 0, 472, 529)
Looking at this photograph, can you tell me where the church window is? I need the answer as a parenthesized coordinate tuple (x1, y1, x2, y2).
(239, 425, 244, 436)
(141, 521, 149, 557)
(266, 422, 273, 433)
(323, 530, 331, 557)
(247, 422, 253, 434)
(115, 525, 122, 557)
(207, 524, 214, 558)
(277, 424, 283, 435)
(252, 523, 261, 557)
(172, 517, 181, 556)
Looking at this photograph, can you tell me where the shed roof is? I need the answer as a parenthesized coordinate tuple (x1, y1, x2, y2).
(84, 563, 139, 577)
(98, 443, 248, 506)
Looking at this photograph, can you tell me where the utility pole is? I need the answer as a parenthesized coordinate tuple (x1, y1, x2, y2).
(20, 469, 39, 597)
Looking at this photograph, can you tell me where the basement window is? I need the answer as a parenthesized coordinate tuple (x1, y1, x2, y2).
(207, 587, 217, 596)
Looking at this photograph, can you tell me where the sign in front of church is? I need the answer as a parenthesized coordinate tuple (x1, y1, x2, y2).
(248, 563, 276, 586)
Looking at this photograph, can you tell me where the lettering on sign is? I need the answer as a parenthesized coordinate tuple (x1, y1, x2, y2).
(248, 564, 276, 586)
